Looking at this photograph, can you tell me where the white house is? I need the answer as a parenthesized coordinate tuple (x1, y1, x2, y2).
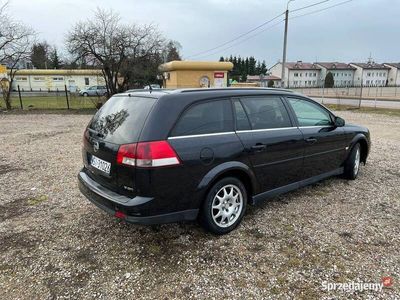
(246, 75, 281, 87)
(9, 69, 106, 92)
(383, 63, 400, 86)
(315, 62, 355, 87)
(349, 62, 390, 86)
(269, 61, 321, 88)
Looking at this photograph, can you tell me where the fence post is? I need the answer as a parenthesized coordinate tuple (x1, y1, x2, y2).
(18, 85, 23, 109)
(64, 85, 70, 109)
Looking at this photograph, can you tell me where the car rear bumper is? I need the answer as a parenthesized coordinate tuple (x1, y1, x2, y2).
(78, 171, 198, 225)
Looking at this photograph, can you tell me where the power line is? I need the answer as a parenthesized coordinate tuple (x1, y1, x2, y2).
(291, 0, 354, 19)
(193, 19, 285, 60)
(185, 0, 353, 60)
(291, 0, 332, 12)
(186, 12, 285, 59)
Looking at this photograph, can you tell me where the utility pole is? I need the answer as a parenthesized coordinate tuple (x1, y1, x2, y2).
(281, 0, 294, 88)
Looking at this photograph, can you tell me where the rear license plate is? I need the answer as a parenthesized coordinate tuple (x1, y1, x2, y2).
(90, 155, 111, 174)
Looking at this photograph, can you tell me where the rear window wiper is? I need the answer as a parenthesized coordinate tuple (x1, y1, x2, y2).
(88, 128, 105, 138)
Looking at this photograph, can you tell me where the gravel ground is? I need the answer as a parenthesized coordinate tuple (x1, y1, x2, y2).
(0, 110, 399, 300)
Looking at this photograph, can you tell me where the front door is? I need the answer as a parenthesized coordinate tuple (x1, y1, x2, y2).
(286, 97, 347, 179)
(233, 96, 305, 192)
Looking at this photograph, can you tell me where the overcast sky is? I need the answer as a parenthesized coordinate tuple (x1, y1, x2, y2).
(6, 0, 400, 66)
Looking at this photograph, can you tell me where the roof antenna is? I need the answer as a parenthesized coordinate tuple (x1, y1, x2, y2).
(148, 82, 153, 93)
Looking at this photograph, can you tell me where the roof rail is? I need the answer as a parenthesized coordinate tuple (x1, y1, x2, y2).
(178, 87, 294, 93)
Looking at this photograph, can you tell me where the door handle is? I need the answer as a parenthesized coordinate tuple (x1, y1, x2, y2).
(251, 143, 267, 152)
(305, 137, 317, 144)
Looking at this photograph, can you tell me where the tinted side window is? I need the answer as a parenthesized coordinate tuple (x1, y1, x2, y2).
(233, 100, 251, 130)
(288, 98, 332, 126)
(171, 99, 233, 136)
(240, 96, 292, 130)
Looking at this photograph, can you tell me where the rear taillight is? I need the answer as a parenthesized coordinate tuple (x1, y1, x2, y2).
(117, 141, 180, 168)
(117, 143, 137, 166)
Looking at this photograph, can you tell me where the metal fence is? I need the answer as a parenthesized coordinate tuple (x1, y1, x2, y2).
(2, 84, 400, 111)
(1, 85, 105, 110)
(290, 86, 400, 110)
(289, 86, 400, 100)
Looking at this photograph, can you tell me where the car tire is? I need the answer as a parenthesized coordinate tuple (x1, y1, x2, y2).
(343, 143, 361, 180)
(199, 177, 247, 235)
(82, 92, 88, 97)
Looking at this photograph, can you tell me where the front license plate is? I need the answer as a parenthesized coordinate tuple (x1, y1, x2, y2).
(90, 155, 111, 174)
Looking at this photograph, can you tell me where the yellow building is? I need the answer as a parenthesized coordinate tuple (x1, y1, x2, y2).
(0, 65, 8, 92)
(7, 69, 105, 92)
(0, 65, 7, 81)
(158, 61, 233, 89)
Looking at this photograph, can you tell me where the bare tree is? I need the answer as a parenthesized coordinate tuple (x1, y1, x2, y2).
(0, 1, 36, 110)
(66, 8, 164, 96)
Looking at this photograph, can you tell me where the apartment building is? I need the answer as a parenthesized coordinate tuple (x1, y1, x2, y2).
(349, 62, 390, 86)
(269, 61, 321, 88)
(384, 63, 400, 86)
(315, 62, 355, 87)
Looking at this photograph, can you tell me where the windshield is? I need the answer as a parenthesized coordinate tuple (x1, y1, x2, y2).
(89, 96, 157, 144)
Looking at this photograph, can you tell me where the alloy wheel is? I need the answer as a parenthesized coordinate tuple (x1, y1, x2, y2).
(211, 184, 243, 228)
(354, 148, 360, 176)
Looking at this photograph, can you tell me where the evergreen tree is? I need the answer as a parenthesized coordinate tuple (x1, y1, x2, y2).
(325, 72, 334, 88)
(260, 60, 267, 74)
(232, 56, 238, 80)
(49, 48, 62, 69)
(255, 61, 261, 75)
(31, 42, 50, 69)
(165, 40, 182, 61)
(249, 56, 256, 75)
(224, 55, 269, 81)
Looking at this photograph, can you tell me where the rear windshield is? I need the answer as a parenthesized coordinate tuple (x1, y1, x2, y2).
(89, 96, 156, 144)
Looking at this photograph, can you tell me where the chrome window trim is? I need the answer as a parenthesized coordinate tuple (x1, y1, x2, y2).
(168, 125, 334, 139)
(168, 131, 235, 140)
(236, 127, 297, 134)
(298, 125, 333, 129)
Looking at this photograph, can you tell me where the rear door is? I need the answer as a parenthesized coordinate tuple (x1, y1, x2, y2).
(285, 97, 347, 179)
(167, 99, 245, 209)
(83, 95, 157, 196)
(234, 96, 305, 192)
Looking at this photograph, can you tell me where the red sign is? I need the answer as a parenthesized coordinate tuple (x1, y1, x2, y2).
(382, 277, 393, 287)
(214, 72, 225, 78)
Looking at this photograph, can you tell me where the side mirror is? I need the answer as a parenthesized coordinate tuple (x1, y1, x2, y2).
(334, 116, 345, 127)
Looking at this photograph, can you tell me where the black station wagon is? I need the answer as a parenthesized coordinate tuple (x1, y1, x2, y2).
(78, 88, 370, 234)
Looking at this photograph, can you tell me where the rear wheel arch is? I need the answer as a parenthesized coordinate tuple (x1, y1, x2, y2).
(208, 169, 254, 200)
(197, 163, 258, 204)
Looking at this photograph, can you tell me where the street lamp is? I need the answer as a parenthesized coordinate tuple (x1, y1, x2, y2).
(287, 0, 295, 10)
(281, 0, 295, 88)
